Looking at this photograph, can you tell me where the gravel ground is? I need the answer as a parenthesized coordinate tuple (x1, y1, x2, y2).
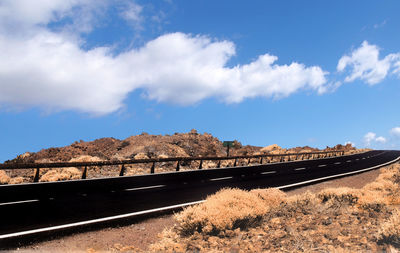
(12, 168, 382, 252)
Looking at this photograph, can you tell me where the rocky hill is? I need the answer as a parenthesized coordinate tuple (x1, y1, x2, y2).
(6, 130, 358, 164)
(0, 130, 364, 184)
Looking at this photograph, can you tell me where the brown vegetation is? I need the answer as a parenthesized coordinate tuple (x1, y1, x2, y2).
(150, 163, 400, 252)
(1, 131, 364, 184)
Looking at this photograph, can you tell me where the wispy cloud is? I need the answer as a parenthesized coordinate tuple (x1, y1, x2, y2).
(119, 1, 143, 30)
(373, 19, 387, 29)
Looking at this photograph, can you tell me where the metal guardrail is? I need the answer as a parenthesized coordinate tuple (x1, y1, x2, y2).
(0, 150, 345, 182)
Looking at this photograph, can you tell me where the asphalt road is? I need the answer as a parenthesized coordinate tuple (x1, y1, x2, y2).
(0, 150, 399, 245)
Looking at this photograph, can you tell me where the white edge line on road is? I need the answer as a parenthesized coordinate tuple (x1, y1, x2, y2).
(318, 165, 327, 167)
(277, 156, 400, 190)
(0, 200, 205, 239)
(0, 199, 39, 206)
(294, 168, 306, 171)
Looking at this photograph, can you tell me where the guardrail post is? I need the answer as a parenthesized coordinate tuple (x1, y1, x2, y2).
(81, 166, 87, 179)
(248, 158, 251, 165)
(287, 155, 291, 162)
(217, 161, 221, 168)
(234, 158, 237, 167)
(33, 167, 40, 182)
(176, 161, 180, 171)
(119, 164, 126, 176)
(151, 162, 156, 174)
(259, 157, 263, 164)
(199, 160, 203, 170)
(280, 156, 284, 162)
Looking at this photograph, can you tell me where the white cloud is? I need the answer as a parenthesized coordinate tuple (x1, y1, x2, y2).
(390, 127, 400, 137)
(363, 132, 386, 146)
(0, 0, 107, 34)
(0, 0, 329, 115)
(337, 41, 400, 85)
(375, 136, 387, 143)
(363, 132, 376, 146)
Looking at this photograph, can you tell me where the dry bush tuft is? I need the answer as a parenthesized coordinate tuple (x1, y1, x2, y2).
(0, 170, 10, 184)
(9, 176, 25, 184)
(378, 209, 400, 248)
(175, 188, 286, 236)
(284, 191, 318, 215)
(39, 167, 81, 182)
(150, 162, 400, 252)
(357, 190, 388, 212)
(364, 180, 398, 195)
(250, 188, 286, 206)
(317, 187, 360, 205)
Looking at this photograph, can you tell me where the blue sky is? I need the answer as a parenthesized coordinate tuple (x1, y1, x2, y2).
(1, 0, 400, 162)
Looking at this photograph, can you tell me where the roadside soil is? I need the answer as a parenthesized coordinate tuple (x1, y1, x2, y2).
(13, 167, 382, 252)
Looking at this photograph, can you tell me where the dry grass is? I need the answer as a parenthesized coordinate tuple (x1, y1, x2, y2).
(317, 187, 360, 205)
(148, 163, 400, 252)
(39, 167, 81, 182)
(378, 209, 400, 248)
(0, 170, 28, 185)
(0, 170, 10, 184)
(175, 188, 285, 236)
(38, 155, 103, 182)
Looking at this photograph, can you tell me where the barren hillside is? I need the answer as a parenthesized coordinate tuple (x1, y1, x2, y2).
(1, 130, 362, 184)
(5, 130, 357, 164)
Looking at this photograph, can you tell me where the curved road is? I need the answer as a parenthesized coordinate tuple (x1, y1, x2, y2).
(0, 150, 399, 245)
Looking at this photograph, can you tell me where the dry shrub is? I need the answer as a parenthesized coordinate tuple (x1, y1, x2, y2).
(70, 155, 103, 176)
(175, 188, 286, 236)
(378, 209, 400, 247)
(39, 167, 81, 182)
(378, 165, 399, 181)
(9, 176, 25, 184)
(134, 153, 149, 159)
(284, 191, 318, 215)
(363, 167, 400, 205)
(69, 155, 102, 163)
(364, 180, 398, 194)
(357, 190, 388, 212)
(202, 161, 217, 169)
(250, 188, 286, 206)
(317, 187, 360, 205)
(151, 162, 400, 252)
(0, 170, 10, 184)
(125, 165, 150, 175)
